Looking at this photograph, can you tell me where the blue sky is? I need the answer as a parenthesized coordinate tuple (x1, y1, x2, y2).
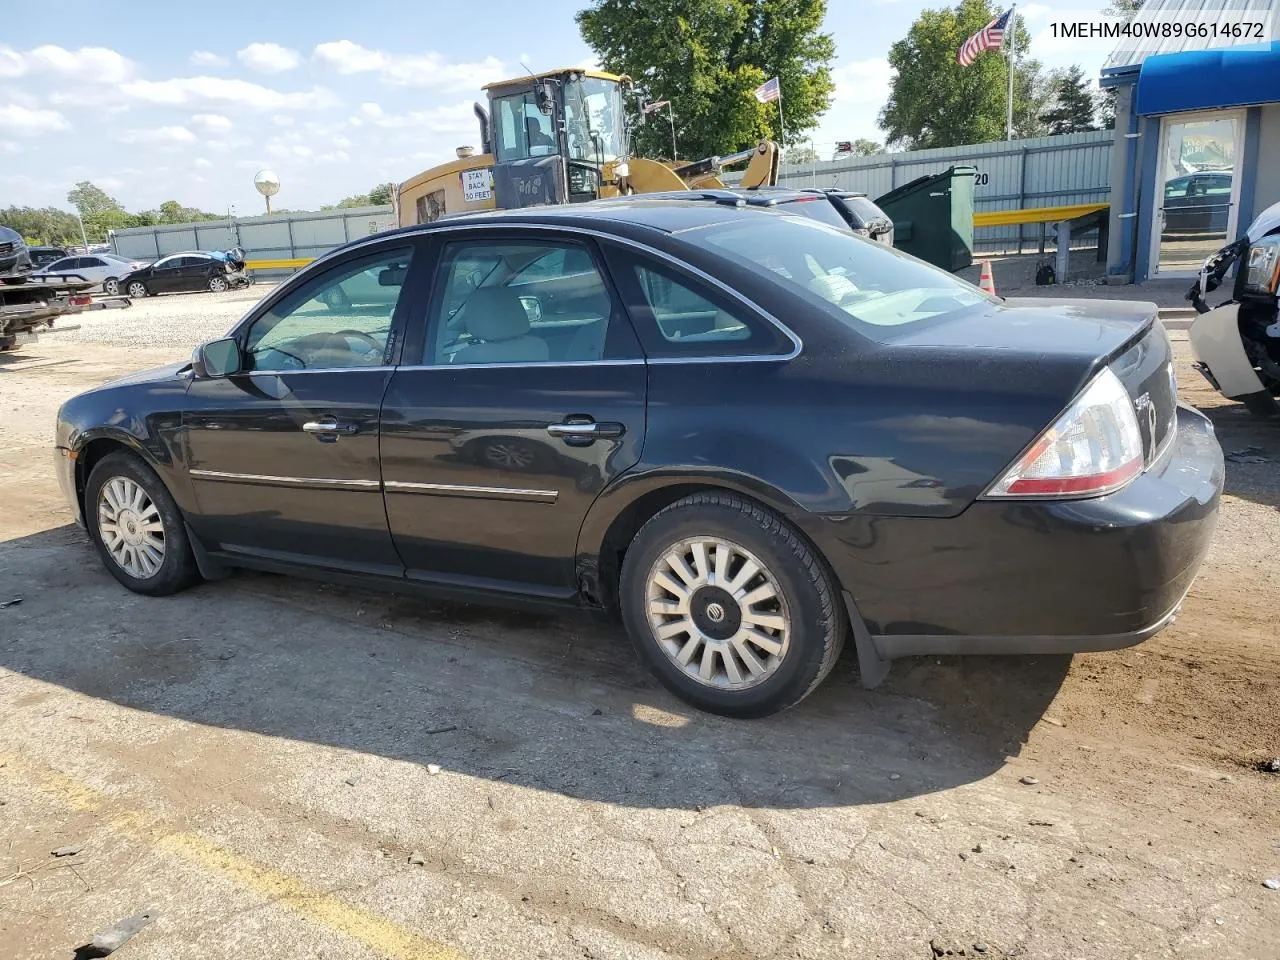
(0, 0, 1114, 214)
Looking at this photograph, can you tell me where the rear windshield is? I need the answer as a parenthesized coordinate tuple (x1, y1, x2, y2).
(838, 196, 888, 225)
(686, 214, 991, 338)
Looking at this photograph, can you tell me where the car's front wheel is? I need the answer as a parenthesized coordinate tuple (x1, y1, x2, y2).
(619, 493, 845, 718)
(103, 277, 119, 295)
(86, 451, 200, 596)
(208, 275, 228, 293)
(126, 280, 148, 298)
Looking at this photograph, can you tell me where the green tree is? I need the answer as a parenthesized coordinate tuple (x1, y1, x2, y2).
(1040, 65, 1097, 135)
(577, 0, 836, 159)
(1103, 0, 1143, 19)
(0, 206, 84, 245)
(848, 138, 883, 156)
(784, 144, 819, 164)
(332, 184, 395, 208)
(879, 0, 1042, 149)
(65, 181, 130, 241)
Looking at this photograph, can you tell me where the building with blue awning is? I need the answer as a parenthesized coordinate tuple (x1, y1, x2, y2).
(1100, 0, 1280, 283)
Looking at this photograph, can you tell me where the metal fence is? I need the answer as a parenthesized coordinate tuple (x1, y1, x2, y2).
(766, 130, 1115, 254)
(110, 206, 396, 275)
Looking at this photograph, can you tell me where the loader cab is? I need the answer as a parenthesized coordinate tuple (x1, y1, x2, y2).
(483, 69, 629, 208)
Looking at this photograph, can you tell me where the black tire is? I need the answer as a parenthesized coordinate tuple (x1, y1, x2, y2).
(619, 492, 845, 718)
(85, 451, 200, 596)
(208, 275, 229, 293)
(1241, 389, 1280, 419)
(103, 277, 119, 296)
(126, 280, 149, 298)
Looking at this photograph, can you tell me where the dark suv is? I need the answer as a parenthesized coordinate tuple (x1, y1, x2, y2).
(0, 226, 33, 282)
(616, 188, 895, 246)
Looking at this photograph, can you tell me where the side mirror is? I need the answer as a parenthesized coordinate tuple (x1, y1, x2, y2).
(536, 81, 556, 116)
(193, 337, 242, 378)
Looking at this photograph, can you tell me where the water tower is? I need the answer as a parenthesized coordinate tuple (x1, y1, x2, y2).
(254, 169, 281, 214)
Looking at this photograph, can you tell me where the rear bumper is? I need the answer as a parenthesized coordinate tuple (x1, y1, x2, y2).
(813, 405, 1224, 656)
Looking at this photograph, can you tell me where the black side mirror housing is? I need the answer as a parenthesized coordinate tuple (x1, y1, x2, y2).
(193, 337, 243, 378)
(536, 81, 556, 116)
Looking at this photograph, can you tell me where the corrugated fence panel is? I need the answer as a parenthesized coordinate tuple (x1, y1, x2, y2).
(109, 206, 396, 276)
(769, 130, 1114, 254)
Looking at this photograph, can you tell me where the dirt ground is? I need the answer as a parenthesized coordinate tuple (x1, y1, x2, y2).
(1, 295, 1278, 960)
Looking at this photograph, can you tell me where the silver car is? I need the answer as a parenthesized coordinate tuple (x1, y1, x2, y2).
(41, 253, 149, 295)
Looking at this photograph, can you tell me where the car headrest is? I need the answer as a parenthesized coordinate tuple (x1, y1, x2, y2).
(463, 287, 531, 342)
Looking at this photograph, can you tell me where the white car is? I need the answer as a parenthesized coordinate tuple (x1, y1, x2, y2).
(40, 254, 149, 295)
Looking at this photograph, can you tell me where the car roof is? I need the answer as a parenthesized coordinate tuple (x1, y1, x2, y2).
(385, 197, 800, 241)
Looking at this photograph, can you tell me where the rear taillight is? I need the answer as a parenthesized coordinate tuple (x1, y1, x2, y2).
(984, 367, 1143, 499)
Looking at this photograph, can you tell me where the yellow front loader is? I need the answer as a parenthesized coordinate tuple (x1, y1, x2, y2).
(396, 68, 779, 227)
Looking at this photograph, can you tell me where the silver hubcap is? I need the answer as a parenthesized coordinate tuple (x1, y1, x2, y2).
(98, 477, 165, 579)
(104, 279, 118, 294)
(646, 537, 790, 690)
(128, 282, 145, 297)
(210, 278, 226, 291)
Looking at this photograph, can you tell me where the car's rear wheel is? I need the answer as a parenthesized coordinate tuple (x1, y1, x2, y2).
(86, 452, 200, 596)
(619, 492, 845, 718)
(208, 275, 228, 293)
(126, 280, 148, 298)
(103, 277, 119, 295)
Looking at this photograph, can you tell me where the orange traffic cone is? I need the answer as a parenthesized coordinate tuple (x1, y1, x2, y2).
(977, 259, 997, 296)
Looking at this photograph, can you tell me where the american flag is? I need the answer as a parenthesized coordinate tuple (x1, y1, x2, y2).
(957, 8, 1012, 67)
(642, 100, 670, 114)
(753, 77, 781, 103)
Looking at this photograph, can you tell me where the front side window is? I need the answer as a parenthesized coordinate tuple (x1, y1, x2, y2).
(154, 256, 181, 269)
(494, 93, 557, 162)
(563, 76, 624, 164)
(686, 215, 990, 340)
(425, 239, 621, 366)
(245, 247, 414, 371)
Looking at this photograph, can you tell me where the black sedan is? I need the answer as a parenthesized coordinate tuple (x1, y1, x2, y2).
(54, 200, 1224, 717)
(119, 250, 245, 297)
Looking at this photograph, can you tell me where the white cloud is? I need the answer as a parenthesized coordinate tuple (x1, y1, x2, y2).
(193, 157, 213, 169)
(0, 140, 18, 153)
(313, 40, 502, 91)
(831, 58, 893, 106)
(348, 99, 476, 135)
(190, 50, 230, 67)
(238, 42, 302, 74)
(120, 76, 337, 111)
(118, 125, 198, 144)
(0, 103, 71, 135)
(191, 113, 232, 131)
(0, 44, 134, 83)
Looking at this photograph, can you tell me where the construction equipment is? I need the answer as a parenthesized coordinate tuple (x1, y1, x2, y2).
(396, 68, 779, 226)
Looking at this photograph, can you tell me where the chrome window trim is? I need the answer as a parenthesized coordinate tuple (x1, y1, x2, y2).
(398, 359, 646, 372)
(240, 366, 397, 376)
(383, 480, 558, 503)
(330, 221, 804, 365)
(190, 469, 380, 490)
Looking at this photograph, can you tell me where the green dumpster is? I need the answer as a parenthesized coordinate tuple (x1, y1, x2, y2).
(874, 165, 977, 272)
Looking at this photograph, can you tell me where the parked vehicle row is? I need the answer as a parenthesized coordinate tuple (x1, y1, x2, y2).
(119, 249, 250, 297)
(55, 200, 1223, 717)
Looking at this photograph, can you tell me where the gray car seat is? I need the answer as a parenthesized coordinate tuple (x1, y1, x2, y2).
(453, 287, 549, 364)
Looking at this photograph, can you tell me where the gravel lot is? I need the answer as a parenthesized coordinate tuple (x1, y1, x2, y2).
(2, 289, 1279, 960)
(49, 283, 277, 348)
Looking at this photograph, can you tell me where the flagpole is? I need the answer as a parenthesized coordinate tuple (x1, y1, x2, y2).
(777, 88, 787, 147)
(667, 102, 678, 160)
(1006, 4, 1017, 141)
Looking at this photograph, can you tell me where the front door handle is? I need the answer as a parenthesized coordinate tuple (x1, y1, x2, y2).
(546, 419, 626, 443)
(303, 418, 359, 441)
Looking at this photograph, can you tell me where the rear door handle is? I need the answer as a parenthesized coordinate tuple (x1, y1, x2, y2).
(546, 420, 626, 443)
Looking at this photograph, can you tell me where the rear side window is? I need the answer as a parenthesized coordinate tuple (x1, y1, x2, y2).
(610, 250, 792, 359)
(423, 238, 637, 366)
